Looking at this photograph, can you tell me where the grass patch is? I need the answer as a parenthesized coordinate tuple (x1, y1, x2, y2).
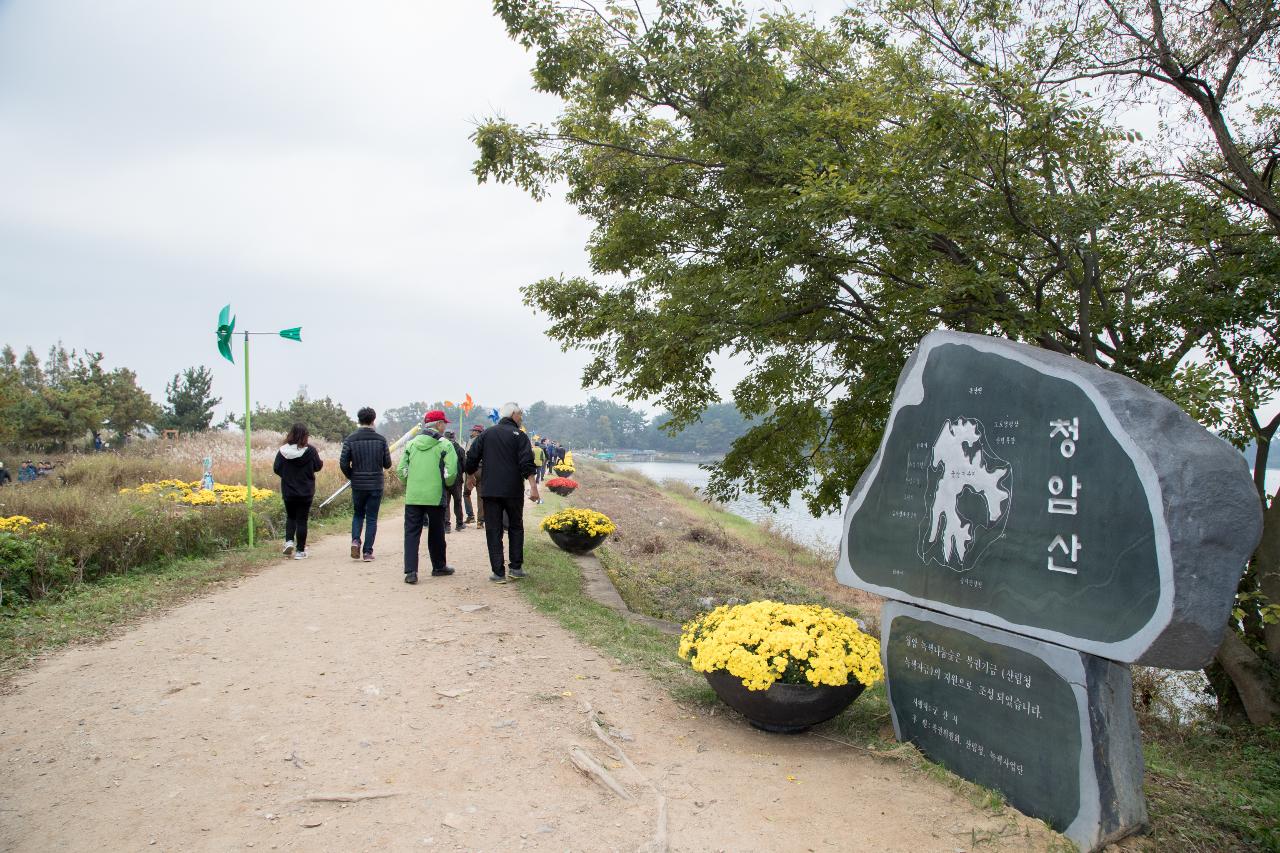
(0, 507, 389, 681)
(1140, 721, 1280, 851)
(518, 537, 713, 704)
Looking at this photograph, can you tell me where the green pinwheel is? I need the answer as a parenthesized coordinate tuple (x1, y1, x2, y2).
(213, 304, 302, 548)
(216, 305, 236, 363)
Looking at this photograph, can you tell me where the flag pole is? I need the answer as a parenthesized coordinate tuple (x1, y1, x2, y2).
(244, 330, 255, 548)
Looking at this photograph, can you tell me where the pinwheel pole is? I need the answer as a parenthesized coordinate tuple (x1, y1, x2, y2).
(217, 305, 302, 548)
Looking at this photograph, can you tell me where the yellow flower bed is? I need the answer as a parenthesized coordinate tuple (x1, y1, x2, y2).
(540, 508, 616, 537)
(120, 480, 273, 506)
(0, 515, 49, 534)
(679, 601, 883, 691)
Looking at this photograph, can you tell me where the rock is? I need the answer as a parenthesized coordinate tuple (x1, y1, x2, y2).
(441, 812, 464, 830)
(881, 602, 1147, 852)
(837, 330, 1261, 668)
(457, 604, 488, 613)
(300, 820, 323, 828)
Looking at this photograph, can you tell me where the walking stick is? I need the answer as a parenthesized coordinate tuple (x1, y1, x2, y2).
(317, 422, 423, 509)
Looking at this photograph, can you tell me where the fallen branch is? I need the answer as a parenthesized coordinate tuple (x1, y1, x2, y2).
(568, 744, 634, 801)
(297, 791, 401, 803)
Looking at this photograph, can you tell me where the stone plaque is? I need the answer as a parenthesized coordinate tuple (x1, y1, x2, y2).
(882, 602, 1147, 851)
(837, 330, 1261, 668)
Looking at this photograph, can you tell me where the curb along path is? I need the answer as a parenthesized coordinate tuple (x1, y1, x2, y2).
(0, 515, 1060, 851)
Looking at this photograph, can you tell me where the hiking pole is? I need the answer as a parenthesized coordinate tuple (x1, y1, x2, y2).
(317, 421, 423, 510)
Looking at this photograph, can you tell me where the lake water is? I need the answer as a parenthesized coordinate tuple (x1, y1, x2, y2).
(607, 460, 1278, 555)
(607, 460, 845, 550)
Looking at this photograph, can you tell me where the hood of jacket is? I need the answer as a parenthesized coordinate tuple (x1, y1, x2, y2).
(407, 431, 443, 451)
(279, 443, 309, 460)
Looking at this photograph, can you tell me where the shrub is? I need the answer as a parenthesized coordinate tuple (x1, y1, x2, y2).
(0, 530, 76, 607)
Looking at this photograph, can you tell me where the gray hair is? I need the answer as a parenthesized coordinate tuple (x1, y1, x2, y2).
(499, 402, 521, 419)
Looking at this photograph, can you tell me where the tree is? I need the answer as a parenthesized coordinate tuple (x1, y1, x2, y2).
(96, 367, 160, 443)
(243, 390, 357, 443)
(161, 366, 220, 433)
(475, 1, 1279, 721)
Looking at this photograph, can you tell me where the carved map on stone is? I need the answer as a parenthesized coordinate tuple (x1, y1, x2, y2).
(918, 418, 1011, 572)
(836, 330, 1262, 668)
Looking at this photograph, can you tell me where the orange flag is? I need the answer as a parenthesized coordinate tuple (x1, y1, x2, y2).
(444, 400, 455, 408)
(462, 394, 474, 415)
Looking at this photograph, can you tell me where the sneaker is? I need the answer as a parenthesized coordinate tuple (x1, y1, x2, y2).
(283, 540, 295, 557)
(431, 566, 456, 577)
(476, 521, 486, 529)
(293, 550, 309, 560)
(508, 567, 527, 579)
(404, 572, 418, 584)
(350, 540, 361, 559)
(488, 573, 508, 584)
(362, 553, 375, 562)
(444, 526, 452, 535)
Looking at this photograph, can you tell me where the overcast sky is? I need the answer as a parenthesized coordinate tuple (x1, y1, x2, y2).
(0, 2, 751, 419)
(0, 1, 853, 421)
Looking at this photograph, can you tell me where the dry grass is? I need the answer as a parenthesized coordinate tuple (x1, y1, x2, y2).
(569, 462, 882, 627)
(0, 431, 403, 607)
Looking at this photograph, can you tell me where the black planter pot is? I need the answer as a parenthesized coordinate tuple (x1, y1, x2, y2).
(547, 528, 608, 554)
(547, 485, 577, 497)
(704, 668, 865, 733)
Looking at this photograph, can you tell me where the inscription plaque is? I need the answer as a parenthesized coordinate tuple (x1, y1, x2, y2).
(883, 602, 1148, 851)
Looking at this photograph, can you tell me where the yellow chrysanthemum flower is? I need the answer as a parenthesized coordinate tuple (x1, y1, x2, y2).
(679, 601, 883, 691)
(540, 508, 616, 537)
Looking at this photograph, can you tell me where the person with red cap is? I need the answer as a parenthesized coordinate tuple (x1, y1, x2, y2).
(395, 409, 458, 584)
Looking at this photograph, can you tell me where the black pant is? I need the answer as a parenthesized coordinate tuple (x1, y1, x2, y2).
(284, 496, 313, 551)
(404, 503, 447, 575)
(482, 495, 524, 576)
(445, 478, 464, 527)
(351, 489, 383, 554)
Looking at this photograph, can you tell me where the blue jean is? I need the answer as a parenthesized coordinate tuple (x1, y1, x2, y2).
(351, 489, 383, 554)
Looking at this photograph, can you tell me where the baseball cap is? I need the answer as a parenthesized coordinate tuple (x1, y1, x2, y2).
(424, 409, 450, 424)
(470, 424, 484, 434)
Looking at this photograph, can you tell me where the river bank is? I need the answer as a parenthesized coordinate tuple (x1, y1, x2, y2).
(560, 461, 1279, 851)
(604, 458, 845, 552)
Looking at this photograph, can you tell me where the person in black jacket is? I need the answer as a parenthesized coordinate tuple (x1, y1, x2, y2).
(464, 402, 539, 583)
(273, 422, 324, 559)
(340, 407, 392, 561)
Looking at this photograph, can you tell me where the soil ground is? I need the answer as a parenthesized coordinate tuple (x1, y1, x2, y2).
(0, 514, 1061, 852)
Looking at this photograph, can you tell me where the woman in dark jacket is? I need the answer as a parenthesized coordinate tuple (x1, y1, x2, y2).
(273, 423, 323, 559)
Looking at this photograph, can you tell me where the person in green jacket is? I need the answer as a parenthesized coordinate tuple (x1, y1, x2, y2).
(396, 410, 458, 584)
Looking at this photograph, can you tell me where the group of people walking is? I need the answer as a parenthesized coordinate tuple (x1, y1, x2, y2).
(272, 403, 547, 585)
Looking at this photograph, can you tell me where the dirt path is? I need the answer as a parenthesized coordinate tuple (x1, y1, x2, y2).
(0, 515, 1060, 852)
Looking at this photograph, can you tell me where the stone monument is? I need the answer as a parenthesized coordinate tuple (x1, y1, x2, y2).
(836, 330, 1263, 850)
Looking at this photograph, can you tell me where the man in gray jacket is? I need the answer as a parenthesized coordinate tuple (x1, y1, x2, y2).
(339, 407, 392, 561)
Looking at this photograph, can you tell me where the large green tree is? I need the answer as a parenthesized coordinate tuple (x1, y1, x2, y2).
(161, 366, 220, 434)
(475, 0, 1279, 722)
(0, 344, 158, 449)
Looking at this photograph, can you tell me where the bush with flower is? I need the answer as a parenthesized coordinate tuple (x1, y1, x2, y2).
(120, 479, 274, 506)
(0, 515, 50, 535)
(544, 476, 579, 495)
(679, 601, 883, 691)
(552, 463, 576, 477)
(540, 508, 616, 537)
